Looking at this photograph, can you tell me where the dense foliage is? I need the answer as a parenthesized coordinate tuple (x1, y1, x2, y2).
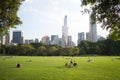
(0, 43, 79, 56)
(81, 0, 120, 40)
(0, 0, 22, 35)
(0, 39, 120, 56)
(78, 39, 120, 56)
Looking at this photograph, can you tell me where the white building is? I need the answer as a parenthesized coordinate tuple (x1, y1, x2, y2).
(62, 15, 68, 47)
(0, 34, 10, 44)
(89, 12, 97, 42)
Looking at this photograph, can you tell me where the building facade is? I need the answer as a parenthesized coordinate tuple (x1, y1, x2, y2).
(86, 32, 91, 41)
(62, 15, 68, 46)
(13, 31, 23, 44)
(50, 35, 59, 45)
(35, 38, 39, 43)
(41, 36, 50, 45)
(0, 34, 10, 44)
(67, 36, 72, 46)
(77, 32, 85, 45)
(89, 12, 97, 42)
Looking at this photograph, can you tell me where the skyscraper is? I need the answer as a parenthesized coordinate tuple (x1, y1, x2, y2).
(86, 32, 91, 41)
(13, 30, 23, 44)
(77, 32, 85, 45)
(89, 12, 97, 42)
(35, 38, 39, 43)
(51, 35, 59, 45)
(67, 35, 72, 46)
(51, 35, 58, 42)
(62, 15, 68, 46)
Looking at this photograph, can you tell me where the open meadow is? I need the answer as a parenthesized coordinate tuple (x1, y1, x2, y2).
(0, 56, 120, 80)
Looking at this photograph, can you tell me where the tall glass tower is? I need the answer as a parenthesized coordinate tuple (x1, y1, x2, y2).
(13, 30, 23, 44)
(62, 15, 68, 46)
(77, 32, 85, 45)
(89, 12, 97, 42)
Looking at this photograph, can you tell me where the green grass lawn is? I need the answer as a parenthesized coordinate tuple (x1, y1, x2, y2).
(0, 56, 120, 80)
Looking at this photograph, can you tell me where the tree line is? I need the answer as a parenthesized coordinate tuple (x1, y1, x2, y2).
(0, 39, 120, 56)
(0, 43, 79, 56)
(78, 39, 120, 56)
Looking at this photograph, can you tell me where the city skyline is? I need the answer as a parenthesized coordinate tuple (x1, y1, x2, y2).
(10, 0, 109, 44)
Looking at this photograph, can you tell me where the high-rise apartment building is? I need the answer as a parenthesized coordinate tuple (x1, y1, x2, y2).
(62, 15, 68, 46)
(25, 39, 34, 44)
(51, 35, 59, 45)
(35, 38, 39, 43)
(77, 32, 85, 45)
(0, 34, 10, 44)
(67, 36, 72, 46)
(41, 36, 50, 45)
(89, 12, 97, 42)
(51, 35, 58, 42)
(86, 32, 91, 41)
(13, 30, 23, 44)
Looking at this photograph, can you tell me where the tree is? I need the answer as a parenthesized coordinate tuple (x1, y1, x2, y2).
(81, 0, 120, 39)
(78, 40, 90, 55)
(72, 47, 79, 56)
(30, 42, 45, 49)
(0, 0, 23, 35)
(37, 46, 47, 56)
(107, 26, 120, 40)
(47, 46, 57, 56)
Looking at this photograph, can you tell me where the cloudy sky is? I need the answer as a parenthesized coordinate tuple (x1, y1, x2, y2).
(10, 0, 109, 44)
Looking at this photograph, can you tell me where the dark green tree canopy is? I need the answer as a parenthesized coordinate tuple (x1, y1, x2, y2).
(0, 0, 22, 35)
(81, 0, 120, 40)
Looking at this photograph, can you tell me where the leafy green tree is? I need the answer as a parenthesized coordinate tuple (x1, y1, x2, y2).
(108, 27, 120, 40)
(55, 47, 71, 56)
(78, 40, 90, 55)
(23, 44, 35, 56)
(18, 44, 31, 55)
(37, 46, 47, 56)
(81, 0, 120, 39)
(30, 42, 45, 49)
(0, 0, 23, 35)
(7, 45, 19, 55)
(114, 40, 120, 55)
(47, 46, 57, 56)
(72, 47, 79, 56)
(0, 45, 5, 55)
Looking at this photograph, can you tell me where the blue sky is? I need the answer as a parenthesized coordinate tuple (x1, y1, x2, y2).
(10, 0, 109, 44)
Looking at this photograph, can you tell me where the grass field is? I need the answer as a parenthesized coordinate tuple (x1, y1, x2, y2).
(0, 56, 120, 80)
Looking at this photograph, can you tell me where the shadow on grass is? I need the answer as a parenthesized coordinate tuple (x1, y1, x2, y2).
(8, 66, 18, 68)
(115, 58, 120, 60)
(112, 58, 120, 61)
(7, 66, 21, 68)
(56, 66, 78, 69)
(56, 66, 65, 69)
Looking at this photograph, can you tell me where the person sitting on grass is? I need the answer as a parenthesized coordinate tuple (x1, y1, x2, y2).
(73, 60, 77, 66)
(65, 58, 77, 67)
(17, 62, 22, 68)
(87, 57, 92, 62)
